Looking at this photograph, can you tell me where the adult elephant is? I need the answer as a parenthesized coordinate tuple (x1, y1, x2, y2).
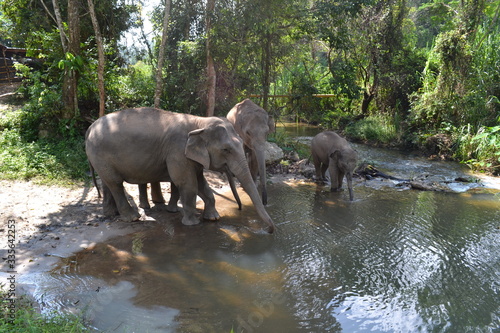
(226, 99, 275, 205)
(311, 131, 358, 201)
(86, 107, 275, 233)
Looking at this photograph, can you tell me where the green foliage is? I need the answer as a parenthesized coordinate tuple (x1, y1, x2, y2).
(0, 129, 88, 184)
(1, 0, 499, 179)
(0, 288, 87, 332)
(110, 61, 156, 108)
(345, 115, 398, 144)
(455, 125, 500, 174)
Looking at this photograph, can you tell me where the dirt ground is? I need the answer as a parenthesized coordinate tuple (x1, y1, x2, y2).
(0, 171, 260, 275)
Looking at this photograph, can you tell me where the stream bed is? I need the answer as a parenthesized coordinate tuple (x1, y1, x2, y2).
(18, 124, 500, 332)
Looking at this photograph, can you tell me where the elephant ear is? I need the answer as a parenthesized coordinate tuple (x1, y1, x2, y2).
(186, 129, 210, 169)
(330, 150, 341, 162)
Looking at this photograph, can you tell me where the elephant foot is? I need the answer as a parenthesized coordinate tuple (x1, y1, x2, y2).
(166, 203, 180, 213)
(119, 208, 141, 222)
(330, 187, 343, 192)
(202, 208, 220, 221)
(181, 215, 201, 226)
(139, 202, 151, 210)
(103, 207, 119, 217)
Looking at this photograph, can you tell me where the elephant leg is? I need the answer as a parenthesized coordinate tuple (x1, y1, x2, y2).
(320, 164, 329, 181)
(150, 182, 166, 204)
(312, 156, 323, 181)
(102, 182, 119, 217)
(329, 165, 341, 192)
(166, 183, 180, 213)
(337, 170, 345, 190)
(179, 186, 200, 226)
(197, 173, 220, 221)
(171, 166, 201, 226)
(104, 181, 141, 222)
(138, 184, 150, 209)
(248, 149, 259, 182)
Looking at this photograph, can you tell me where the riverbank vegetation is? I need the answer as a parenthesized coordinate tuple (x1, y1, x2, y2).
(1, 0, 499, 177)
(0, 287, 87, 332)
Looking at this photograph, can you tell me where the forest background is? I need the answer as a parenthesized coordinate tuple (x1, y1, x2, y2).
(0, 0, 499, 184)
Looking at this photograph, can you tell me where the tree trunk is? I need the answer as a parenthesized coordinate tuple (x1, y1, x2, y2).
(62, 0, 80, 119)
(361, 90, 374, 116)
(261, 32, 272, 110)
(86, 0, 106, 117)
(51, 0, 68, 52)
(154, 0, 172, 109)
(205, 0, 216, 116)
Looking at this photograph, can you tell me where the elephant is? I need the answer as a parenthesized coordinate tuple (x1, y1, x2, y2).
(226, 99, 275, 205)
(311, 131, 358, 201)
(85, 107, 275, 233)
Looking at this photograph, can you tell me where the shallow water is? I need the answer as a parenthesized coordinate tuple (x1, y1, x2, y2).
(19, 126, 500, 332)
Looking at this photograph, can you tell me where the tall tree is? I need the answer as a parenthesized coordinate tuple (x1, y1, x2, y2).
(154, 0, 172, 109)
(205, 0, 216, 116)
(86, 0, 106, 117)
(62, 0, 81, 119)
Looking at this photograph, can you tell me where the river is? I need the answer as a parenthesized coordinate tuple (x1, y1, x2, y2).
(19, 123, 500, 332)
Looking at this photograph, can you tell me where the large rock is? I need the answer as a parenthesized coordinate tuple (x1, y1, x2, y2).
(264, 142, 284, 164)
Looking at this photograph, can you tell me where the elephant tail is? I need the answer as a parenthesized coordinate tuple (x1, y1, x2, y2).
(88, 161, 102, 198)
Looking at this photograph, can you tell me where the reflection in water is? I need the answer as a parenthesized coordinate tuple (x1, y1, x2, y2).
(21, 166, 500, 332)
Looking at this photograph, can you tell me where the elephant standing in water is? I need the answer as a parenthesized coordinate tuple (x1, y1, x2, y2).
(311, 131, 358, 201)
(86, 107, 275, 233)
(226, 99, 275, 205)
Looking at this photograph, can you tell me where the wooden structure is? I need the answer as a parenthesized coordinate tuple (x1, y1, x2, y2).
(0, 43, 27, 83)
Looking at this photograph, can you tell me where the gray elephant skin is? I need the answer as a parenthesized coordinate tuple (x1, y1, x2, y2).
(311, 131, 358, 201)
(226, 99, 275, 205)
(85, 107, 275, 233)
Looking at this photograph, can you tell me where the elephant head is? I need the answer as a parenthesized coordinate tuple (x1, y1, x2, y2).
(330, 148, 358, 201)
(226, 99, 275, 205)
(185, 118, 276, 233)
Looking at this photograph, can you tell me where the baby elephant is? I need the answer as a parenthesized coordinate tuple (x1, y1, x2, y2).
(311, 131, 358, 201)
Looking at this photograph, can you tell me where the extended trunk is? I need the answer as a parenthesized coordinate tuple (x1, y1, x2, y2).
(231, 159, 275, 233)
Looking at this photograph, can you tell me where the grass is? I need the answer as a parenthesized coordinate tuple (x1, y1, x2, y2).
(0, 103, 90, 185)
(0, 129, 89, 185)
(0, 288, 88, 332)
(344, 115, 398, 144)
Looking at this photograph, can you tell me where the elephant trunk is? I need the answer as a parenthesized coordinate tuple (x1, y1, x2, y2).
(346, 173, 354, 201)
(255, 146, 268, 205)
(230, 158, 275, 233)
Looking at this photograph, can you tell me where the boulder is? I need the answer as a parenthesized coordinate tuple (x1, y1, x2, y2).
(264, 142, 284, 164)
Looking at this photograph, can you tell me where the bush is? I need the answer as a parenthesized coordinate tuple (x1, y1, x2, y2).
(344, 115, 398, 144)
(455, 125, 500, 174)
(0, 129, 88, 184)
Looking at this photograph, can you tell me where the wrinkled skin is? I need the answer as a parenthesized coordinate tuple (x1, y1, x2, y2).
(311, 131, 358, 201)
(86, 107, 275, 233)
(226, 99, 275, 205)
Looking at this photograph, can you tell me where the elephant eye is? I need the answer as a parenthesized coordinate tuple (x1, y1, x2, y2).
(222, 148, 231, 154)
